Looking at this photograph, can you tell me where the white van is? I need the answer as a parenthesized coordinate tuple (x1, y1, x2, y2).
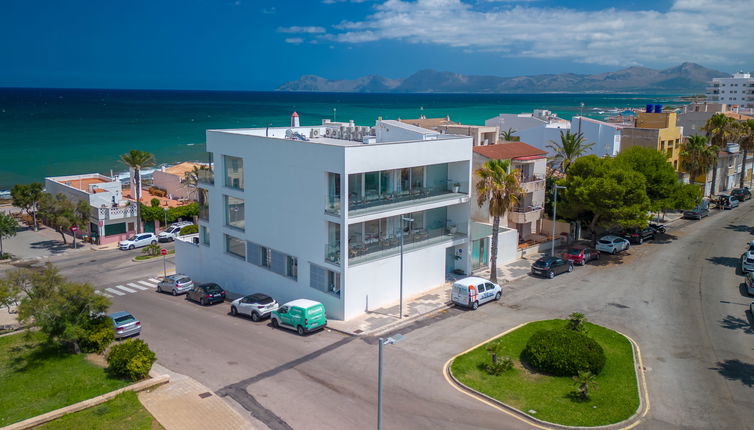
(451, 277, 502, 310)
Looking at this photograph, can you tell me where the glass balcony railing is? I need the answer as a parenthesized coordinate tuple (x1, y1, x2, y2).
(348, 186, 464, 212)
(325, 243, 341, 266)
(348, 227, 465, 265)
(325, 196, 341, 216)
(199, 205, 210, 221)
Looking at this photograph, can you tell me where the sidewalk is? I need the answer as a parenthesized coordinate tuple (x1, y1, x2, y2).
(139, 363, 254, 430)
(327, 257, 536, 336)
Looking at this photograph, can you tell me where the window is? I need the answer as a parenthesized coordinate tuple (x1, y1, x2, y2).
(247, 241, 298, 280)
(225, 234, 245, 259)
(286, 256, 298, 280)
(260, 246, 271, 268)
(310, 264, 341, 297)
(326, 172, 341, 214)
(201, 226, 210, 246)
(224, 195, 245, 230)
(224, 155, 244, 190)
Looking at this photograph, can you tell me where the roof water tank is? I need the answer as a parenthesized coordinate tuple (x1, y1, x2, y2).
(654, 104, 663, 113)
(645, 104, 653, 113)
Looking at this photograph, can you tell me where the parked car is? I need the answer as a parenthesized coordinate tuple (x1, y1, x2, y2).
(683, 205, 709, 220)
(741, 241, 754, 273)
(648, 223, 667, 234)
(186, 283, 226, 306)
(730, 187, 752, 201)
(563, 246, 600, 266)
(595, 235, 631, 255)
(451, 277, 502, 310)
(158, 222, 193, 242)
(230, 293, 279, 321)
(745, 272, 754, 296)
(156, 274, 194, 296)
(531, 256, 573, 279)
(119, 233, 158, 250)
(271, 299, 327, 335)
(621, 227, 656, 244)
(109, 311, 141, 339)
(717, 194, 739, 210)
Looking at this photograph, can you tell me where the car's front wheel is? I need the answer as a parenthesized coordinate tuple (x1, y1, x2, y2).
(494, 292, 501, 301)
(151, 240, 157, 245)
(230, 306, 237, 316)
(200, 298, 207, 306)
(297, 325, 305, 336)
(251, 312, 260, 322)
(471, 301, 479, 310)
(548, 270, 555, 279)
(567, 264, 573, 272)
(271, 318, 279, 328)
(157, 285, 162, 293)
(128, 245, 135, 250)
(612, 248, 617, 255)
(171, 289, 177, 296)
(638, 237, 643, 244)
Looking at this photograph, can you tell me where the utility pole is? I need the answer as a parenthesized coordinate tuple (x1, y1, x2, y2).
(551, 185, 566, 256)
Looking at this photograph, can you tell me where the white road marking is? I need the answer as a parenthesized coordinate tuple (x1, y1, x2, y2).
(114, 285, 137, 293)
(95, 290, 113, 298)
(148, 278, 162, 283)
(105, 287, 126, 296)
(139, 280, 157, 287)
(128, 282, 149, 291)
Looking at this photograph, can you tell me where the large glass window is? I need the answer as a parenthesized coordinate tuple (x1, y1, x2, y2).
(380, 170, 394, 195)
(326, 172, 341, 215)
(411, 166, 424, 189)
(348, 174, 363, 202)
(201, 225, 210, 246)
(286, 256, 298, 280)
(224, 155, 244, 190)
(364, 171, 379, 201)
(198, 189, 209, 221)
(225, 234, 245, 259)
(224, 195, 245, 230)
(310, 264, 341, 297)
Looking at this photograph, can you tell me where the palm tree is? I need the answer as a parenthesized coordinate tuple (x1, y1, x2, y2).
(680, 135, 719, 190)
(738, 119, 754, 188)
(500, 128, 517, 141)
(546, 130, 595, 173)
(182, 165, 208, 201)
(572, 370, 598, 400)
(703, 114, 733, 195)
(475, 159, 524, 283)
(120, 150, 155, 233)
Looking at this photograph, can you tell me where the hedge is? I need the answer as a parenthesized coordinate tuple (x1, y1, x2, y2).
(522, 328, 606, 376)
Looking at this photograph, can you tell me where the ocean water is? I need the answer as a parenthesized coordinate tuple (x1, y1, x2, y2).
(0, 88, 690, 189)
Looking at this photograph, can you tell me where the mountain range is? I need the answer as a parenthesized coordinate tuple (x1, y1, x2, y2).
(277, 63, 728, 94)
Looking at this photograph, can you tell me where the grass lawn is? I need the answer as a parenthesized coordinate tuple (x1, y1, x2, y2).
(0, 332, 132, 426)
(35, 391, 162, 430)
(450, 319, 639, 427)
(135, 249, 175, 261)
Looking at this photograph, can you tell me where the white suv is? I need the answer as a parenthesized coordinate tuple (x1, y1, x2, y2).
(158, 222, 192, 242)
(595, 235, 630, 255)
(119, 233, 158, 250)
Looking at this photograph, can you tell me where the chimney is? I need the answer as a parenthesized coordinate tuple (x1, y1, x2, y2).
(291, 112, 300, 127)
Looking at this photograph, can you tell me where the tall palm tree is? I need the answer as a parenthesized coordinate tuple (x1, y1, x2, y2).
(546, 130, 595, 173)
(120, 150, 155, 233)
(738, 119, 754, 188)
(703, 113, 733, 195)
(182, 165, 208, 200)
(475, 159, 524, 283)
(680, 135, 719, 191)
(500, 128, 517, 141)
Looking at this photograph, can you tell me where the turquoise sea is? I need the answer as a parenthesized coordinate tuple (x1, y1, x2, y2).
(0, 88, 691, 190)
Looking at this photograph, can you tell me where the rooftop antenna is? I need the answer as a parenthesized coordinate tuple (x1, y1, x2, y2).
(333, 108, 337, 122)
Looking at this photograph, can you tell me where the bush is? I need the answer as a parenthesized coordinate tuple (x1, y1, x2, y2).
(80, 316, 115, 354)
(106, 339, 157, 381)
(142, 243, 161, 257)
(179, 224, 198, 235)
(522, 328, 606, 376)
(150, 198, 160, 208)
(567, 312, 588, 333)
(485, 356, 514, 376)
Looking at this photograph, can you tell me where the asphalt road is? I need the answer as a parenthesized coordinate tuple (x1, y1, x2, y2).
(44, 206, 754, 429)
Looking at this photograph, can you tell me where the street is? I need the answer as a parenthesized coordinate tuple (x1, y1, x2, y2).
(21, 206, 754, 429)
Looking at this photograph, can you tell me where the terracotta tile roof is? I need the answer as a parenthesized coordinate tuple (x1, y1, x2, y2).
(473, 142, 547, 160)
(399, 117, 458, 129)
(724, 112, 754, 121)
(162, 162, 203, 176)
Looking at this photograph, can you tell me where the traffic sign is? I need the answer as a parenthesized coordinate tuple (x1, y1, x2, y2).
(160, 248, 167, 256)
(71, 225, 78, 232)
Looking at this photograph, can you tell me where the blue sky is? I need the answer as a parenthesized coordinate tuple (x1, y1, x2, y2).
(0, 0, 751, 90)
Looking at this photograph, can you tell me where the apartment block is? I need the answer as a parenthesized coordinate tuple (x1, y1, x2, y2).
(706, 72, 754, 109)
(620, 109, 684, 172)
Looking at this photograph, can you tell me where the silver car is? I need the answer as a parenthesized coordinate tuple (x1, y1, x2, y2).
(109, 311, 141, 339)
(230, 293, 279, 321)
(157, 274, 194, 295)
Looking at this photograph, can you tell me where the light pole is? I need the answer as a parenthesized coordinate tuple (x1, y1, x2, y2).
(399, 216, 414, 319)
(551, 184, 566, 256)
(163, 208, 168, 230)
(377, 334, 405, 430)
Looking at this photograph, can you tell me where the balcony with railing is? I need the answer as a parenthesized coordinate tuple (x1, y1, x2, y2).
(93, 205, 138, 221)
(519, 174, 546, 193)
(508, 204, 544, 224)
(348, 185, 467, 215)
(347, 226, 466, 265)
(325, 243, 341, 266)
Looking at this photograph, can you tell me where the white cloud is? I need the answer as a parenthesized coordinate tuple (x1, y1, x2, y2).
(285, 37, 305, 44)
(278, 26, 327, 34)
(326, 0, 754, 68)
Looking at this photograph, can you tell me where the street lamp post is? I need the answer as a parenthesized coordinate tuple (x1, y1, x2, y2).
(163, 208, 168, 230)
(377, 334, 405, 430)
(399, 216, 414, 319)
(551, 184, 567, 256)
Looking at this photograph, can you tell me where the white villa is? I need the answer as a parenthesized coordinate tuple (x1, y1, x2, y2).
(176, 115, 516, 320)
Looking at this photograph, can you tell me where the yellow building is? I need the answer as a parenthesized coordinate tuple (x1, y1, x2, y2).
(620, 112, 683, 171)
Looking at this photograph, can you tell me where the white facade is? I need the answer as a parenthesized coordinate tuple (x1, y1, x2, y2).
(706, 72, 754, 109)
(176, 119, 474, 320)
(570, 116, 624, 157)
(485, 112, 571, 154)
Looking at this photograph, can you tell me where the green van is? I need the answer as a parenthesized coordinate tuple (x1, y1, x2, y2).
(270, 299, 327, 336)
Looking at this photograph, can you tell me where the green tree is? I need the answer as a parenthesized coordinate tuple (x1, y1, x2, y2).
(0, 212, 18, 258)
(680, 135, 718, 189)
(546, 130, 595, 173)
(737, 119, 754, 188)
(182, 165, 209, 200)
(616, 147, 678, 214)
(670, 182, 702, 211)
(558, 156, 651, 243)
(142, 243, 161, 257)
(500, 128, 517, 141)
(120, 150, 156, 234)
(10, 182, 43, 231)
(38, 193, 90, 244)
(572, 370, 598, 400)
(567, 312, 587, 332)
(475, 159, 523, 283)
(12, 264, 110, 353)
(703, 114, 733, 195)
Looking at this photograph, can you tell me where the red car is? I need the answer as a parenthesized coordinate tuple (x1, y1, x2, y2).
(563, 247, 600, 266)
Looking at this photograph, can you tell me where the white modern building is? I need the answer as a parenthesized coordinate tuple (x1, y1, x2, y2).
(175, 116, 477, 320)
(569, 116, 625, 157)
(485, 110, 570, 152)
(706, 72, 754, 109)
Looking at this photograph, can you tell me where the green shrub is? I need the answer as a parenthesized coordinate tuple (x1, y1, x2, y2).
(179, 224, 198, 235)
(567, 312, 588, 333)
(80, 316, 114, 354)
(142, 243, 160, 257)
(522, 328, 606, 376)
(150, 198, 160, 208)
(484, 356, 514, 376)
(106, 339, 157, 381)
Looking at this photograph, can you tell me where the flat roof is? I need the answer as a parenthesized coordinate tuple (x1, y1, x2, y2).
(47, 174, 113, 193)
(473, 142, 547, 160)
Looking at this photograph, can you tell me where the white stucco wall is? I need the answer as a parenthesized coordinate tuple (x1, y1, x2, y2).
(570, 117, 623, 157)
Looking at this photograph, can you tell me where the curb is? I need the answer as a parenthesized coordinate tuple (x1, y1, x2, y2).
(0, 374, 170, 430)
(442, 321, 650, 430)
(328, 301, 456, 337)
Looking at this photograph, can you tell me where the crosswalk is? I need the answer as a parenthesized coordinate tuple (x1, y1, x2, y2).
(96, 278, 163, 298)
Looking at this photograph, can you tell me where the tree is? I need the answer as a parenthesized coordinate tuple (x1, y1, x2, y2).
(0, 212, 18, 258)
(120, 150, 156, 234)
(670, 182, 702, 211)
(703, 114, 733, 195)
(182, 165, 208, 200)
(10, 182, 43, 231)
(616, 147, 678, 214)
(680, 135, 719, 190)
(546, 130, 595, 173)
(558, 156, 651, 244)
(573, 370, 598, 400)
(475, 159, 524, 283)
(12, 264, 110, 353)
(38, 193, 90, 244)
(567, 312, 587, 332)
(737, 119, 754, 188)
(500, 128, 517, 142)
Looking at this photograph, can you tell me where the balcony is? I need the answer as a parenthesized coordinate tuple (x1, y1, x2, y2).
(347, 227, 467, 266)
(509, 206, 543, 224)
(94, 205, 137, 221)
(519, 175, 546, 193)
(325, 243, 341, 266)
(325, 196, 341, 216)
(348, 187, 467, 218)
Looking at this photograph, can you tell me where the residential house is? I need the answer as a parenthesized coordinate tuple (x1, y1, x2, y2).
(152, 162, 205, 201)
(44, 174, 138, 245)
(400, 116, 499, 146)
(620, 108, 684, 172)
(485, 110, 570, 154)
(569, 116, 625, 157)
